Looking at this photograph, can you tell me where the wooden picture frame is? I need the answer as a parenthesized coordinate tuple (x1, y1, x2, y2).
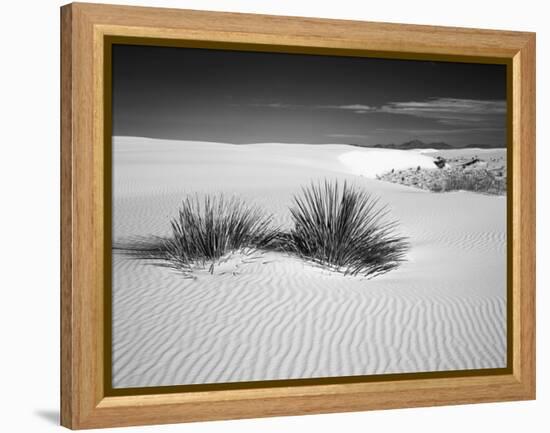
(60, 2, 535, 429)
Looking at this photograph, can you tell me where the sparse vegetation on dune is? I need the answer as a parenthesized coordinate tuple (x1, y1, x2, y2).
(436, 168, 506, 194)
(376, 153, 507, 195)
(116, 182, 409, 278)
(116, 194, 277, 273)
(280, 180, 409, 278)
(378, 167, 506, 195)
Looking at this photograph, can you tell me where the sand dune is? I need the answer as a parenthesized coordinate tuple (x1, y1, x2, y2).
(338, 149, 436, 178)
(112, 137, 507, 388)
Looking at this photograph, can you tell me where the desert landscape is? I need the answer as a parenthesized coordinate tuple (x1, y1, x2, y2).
(111, 136, 507, 388)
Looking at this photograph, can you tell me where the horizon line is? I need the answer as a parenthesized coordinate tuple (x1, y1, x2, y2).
(112, 135, 506, 149)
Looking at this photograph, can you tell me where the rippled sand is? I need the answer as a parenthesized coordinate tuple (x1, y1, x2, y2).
(111, 137, 507, 388)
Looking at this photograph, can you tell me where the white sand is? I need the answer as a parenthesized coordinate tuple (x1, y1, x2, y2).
(112, 137, 507, 388)
(339, 149, 436, 177)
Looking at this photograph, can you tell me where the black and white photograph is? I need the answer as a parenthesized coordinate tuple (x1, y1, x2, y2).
(111, 44, 508, 389)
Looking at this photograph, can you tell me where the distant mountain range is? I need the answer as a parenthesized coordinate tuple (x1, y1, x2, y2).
(462, 143, 505, 149)
(349, 140, 504, 150)
(373, 140, 451, 149)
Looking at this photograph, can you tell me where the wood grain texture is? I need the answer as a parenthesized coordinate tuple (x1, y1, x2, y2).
(60, 2, 536, 429)
(515, 34, 536, 395)
(60, 4, 73, 429)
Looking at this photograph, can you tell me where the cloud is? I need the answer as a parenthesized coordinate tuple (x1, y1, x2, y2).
(327, 133, 370, 138)
(247, 98, 506, 125)
(378, 98, 506, 125)
(248, 102, 296, 109)
(325, 104, 376, 112)
(248, 102, 375, 113)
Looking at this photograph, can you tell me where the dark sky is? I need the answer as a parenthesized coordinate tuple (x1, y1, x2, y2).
(112, 44, 507, 147)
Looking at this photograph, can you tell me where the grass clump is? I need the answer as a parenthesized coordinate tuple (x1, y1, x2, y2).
(281, 180, 408, 278)
(118, 194, 276, 273)
(117, 182, 409, 279)
(437, 168, 506, 195)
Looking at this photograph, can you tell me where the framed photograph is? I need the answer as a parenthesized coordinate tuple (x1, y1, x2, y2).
(60, 3, 535, 429)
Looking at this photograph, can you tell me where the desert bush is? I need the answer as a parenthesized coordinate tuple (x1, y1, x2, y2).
(281, 180, 409, 278)
(117, 194, 276, 272)
(435, 169, 506, 195)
